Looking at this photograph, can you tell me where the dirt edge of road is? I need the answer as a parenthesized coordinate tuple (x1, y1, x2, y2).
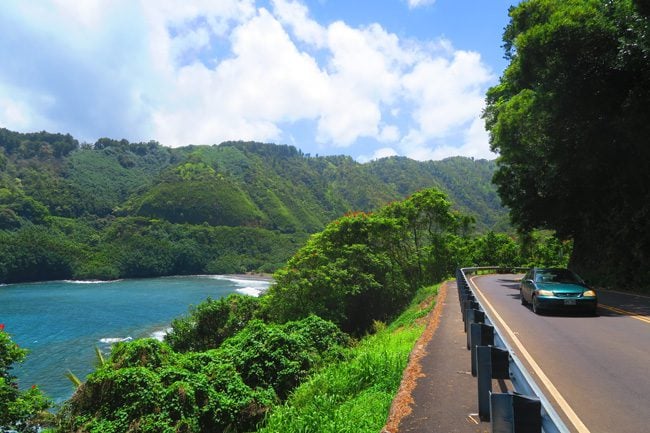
(381, 280, 450, 433)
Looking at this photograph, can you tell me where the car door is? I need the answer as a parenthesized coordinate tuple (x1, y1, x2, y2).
(522, 270, 534, 302)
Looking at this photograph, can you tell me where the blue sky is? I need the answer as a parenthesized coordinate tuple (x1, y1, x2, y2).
(0, 0, 517, 161)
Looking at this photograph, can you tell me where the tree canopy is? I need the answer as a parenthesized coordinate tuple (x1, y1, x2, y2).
(0, 127, 508, 284)
(264, 188, 474, 334)
(484, 0, 650, 287)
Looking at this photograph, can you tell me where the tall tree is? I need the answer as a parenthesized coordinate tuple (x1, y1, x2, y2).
(264, 188, 471, 334)
(484, 0, 650, 287)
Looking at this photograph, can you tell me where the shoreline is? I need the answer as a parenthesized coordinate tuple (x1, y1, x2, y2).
(222, 273, 274, 283)
(5, 275, 274, 406)
(1, 273, 275, 287)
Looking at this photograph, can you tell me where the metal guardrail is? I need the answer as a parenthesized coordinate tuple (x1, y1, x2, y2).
(456, 267, 570, 433)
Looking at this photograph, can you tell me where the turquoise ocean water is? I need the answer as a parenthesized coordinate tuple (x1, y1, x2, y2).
(0, 275, 270, 406)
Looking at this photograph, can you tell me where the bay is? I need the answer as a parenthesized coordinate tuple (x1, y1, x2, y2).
(0, 275, 270, 406)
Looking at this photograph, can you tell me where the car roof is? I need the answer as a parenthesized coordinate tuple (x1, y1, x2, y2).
(533, 267, 571, 273)
(534, 267, 567, 270)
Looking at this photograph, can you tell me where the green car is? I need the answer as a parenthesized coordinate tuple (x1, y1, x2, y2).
(520, 268, 598, 315)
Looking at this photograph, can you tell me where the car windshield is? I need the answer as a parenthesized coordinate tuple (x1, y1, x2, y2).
(535, 269, 582, 284)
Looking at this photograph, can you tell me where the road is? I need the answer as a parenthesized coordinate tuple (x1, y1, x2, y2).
(470, 274, 650, 433)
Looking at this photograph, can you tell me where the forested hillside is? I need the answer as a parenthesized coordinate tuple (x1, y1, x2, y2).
(0, 127, 507, 283)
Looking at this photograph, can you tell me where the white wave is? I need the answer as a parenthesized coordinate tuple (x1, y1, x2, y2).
(204, 275, 271, 298)
(99, 336, 133, 344)
(64, 279, 121, 284)
(209, 275, 271, 287)
(236, 286, 265, 297)
(150, 328, 172, 342)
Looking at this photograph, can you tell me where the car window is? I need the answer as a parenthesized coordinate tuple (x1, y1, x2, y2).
(534, 272, 549, 282)
(535, 269, 581, 284)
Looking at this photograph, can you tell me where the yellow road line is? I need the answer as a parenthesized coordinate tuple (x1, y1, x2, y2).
(597, 288, 650, 299)
(469, 276, 590, 433)
(599, 304, 650, 324)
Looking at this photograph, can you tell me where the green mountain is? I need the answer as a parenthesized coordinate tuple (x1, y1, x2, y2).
(118, 142, 507, 233)
(0, 128, 508, 283)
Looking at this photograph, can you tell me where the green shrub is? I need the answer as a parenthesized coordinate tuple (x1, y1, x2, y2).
(59, 350, 274, 433)
(219, 317, 347, 399)
(257, 285, 437, 433)
(58, 315, 348, 433)
(166, 294, 260, 352)
(264, 189, 468, 335)
(0, 324, 52, 432)
(109, 339, 177, 370)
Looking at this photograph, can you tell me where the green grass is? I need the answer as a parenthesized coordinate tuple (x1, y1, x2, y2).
(256, 284, 439, 433)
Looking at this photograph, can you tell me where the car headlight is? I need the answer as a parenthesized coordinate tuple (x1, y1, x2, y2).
(582, 290, 596, 297)
(536, 289, 553, 296)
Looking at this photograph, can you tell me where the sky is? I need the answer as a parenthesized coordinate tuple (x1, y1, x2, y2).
(0, 0, 518, 162)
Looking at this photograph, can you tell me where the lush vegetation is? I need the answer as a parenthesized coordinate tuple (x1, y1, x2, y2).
(7, 2, 642, 430)
(57, 314, 348, 433)
(51, 187, 459, 432)
(31, 187, 568, 433)
(0, 127, 508, 284)
(0, 324, 52, 432)
(165, 294, 261, 353)
(264, 189, 471, 335)
(258, 284, 438, 433)
(0, 218, 306, 283)
(484, 0, 650, 289)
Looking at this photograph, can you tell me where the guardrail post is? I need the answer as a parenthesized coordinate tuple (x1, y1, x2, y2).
(456, 269, 470, 301)
(477, 345, 510, 421)
(470, 323, 494, 376)
(491, 392, 541, 433)
(460, 289, 472, 305)
(465, 309, 484, 347)
(462, 296, 479, 332)
(456, 269, 464, 289)
(459, 287, 472, 303)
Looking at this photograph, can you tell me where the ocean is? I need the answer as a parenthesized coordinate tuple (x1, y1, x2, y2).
(0, 275, 270, 406)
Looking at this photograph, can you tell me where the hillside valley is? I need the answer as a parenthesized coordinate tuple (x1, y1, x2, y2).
(0, 128, 508, 283)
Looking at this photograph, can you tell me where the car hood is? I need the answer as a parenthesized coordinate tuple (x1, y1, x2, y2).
(536, 282, 587, 293)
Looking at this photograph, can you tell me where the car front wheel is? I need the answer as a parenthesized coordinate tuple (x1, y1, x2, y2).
(532, 296, 543, 315)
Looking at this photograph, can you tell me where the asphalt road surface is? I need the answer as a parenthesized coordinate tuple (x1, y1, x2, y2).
(470, 274, 650, 433)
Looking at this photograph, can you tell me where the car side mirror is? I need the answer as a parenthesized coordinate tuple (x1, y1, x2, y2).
(525, 279, 534, 285)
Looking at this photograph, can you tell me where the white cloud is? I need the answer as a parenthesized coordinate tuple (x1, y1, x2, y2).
(0, 0, 496, 161)
(373, 146, 399, 159)
(153, 8, 329, 145)
(357, 146, 399, 163)
(0, 82, 60, 133)
(406, 0, 436, 9)
(378, 124, 401, 142)
(403, 50, 492, 139)
(169, 26, 211, 63)
(461, 115, 494, 158)
(271, 0, 327, 48)
(140, 0, 257, 73)
(398, 115, 496, 161)
(315, 21, 412, 146)
(51, 0, 114, 29)
(0, 98, 30, 130)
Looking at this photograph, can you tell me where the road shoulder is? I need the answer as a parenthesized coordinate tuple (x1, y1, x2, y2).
(382, 280, 487, 433)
